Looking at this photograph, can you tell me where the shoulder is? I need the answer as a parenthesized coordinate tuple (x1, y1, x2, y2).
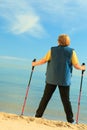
(51, 46, 59, 50)
(72, 50, 77, 56)
(66, 46, 74, 51)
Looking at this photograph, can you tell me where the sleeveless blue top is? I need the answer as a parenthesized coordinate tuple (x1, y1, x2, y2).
(46, 46, 73, 86)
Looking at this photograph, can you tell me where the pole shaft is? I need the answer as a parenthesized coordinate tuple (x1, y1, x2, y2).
(21, 59, 36, 116)
(76, 63, 85, 124)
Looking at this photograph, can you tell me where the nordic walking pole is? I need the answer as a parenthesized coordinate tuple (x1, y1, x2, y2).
(76, 63, 85, 124)
(21, 59, 36, 116)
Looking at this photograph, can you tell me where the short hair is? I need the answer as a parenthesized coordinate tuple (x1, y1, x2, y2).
(58, 34, 70, 46)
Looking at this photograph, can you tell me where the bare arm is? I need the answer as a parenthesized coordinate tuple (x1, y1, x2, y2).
(32, 50, 51, 67)
(32, 58, 47, 66)
(72, 51, 86, 71)
(73, 63, 86, 70)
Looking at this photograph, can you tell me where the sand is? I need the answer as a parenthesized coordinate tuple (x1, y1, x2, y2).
(0, 112, 87, 130)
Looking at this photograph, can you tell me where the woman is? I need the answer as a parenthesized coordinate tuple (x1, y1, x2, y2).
(32, 34, 86, 123)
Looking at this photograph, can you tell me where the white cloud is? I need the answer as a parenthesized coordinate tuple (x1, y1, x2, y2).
(0, 55, 32, 70)
(0, 0, 45, 37)
(11, 14, 39, 34)
(30, 0, 87, 15)
(29, 0, 87, 33)
(0, 56, 27, 61)
(0, 0, 87, 36)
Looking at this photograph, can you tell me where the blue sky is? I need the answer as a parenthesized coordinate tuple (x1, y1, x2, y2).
(0, 0, 87, 66)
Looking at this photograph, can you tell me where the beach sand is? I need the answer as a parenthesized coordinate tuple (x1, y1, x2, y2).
(0, 112, 87, 130)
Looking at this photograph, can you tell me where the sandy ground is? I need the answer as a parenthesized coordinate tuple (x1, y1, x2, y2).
(0, 112, 87, 130)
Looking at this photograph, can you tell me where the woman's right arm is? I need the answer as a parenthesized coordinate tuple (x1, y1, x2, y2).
(72, 51, 86, 71)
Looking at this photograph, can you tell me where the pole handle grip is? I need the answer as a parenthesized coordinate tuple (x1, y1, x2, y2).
(82, 63, 85, 65)
(32, 58, 36, 70)
(82, 63, 85, 74)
